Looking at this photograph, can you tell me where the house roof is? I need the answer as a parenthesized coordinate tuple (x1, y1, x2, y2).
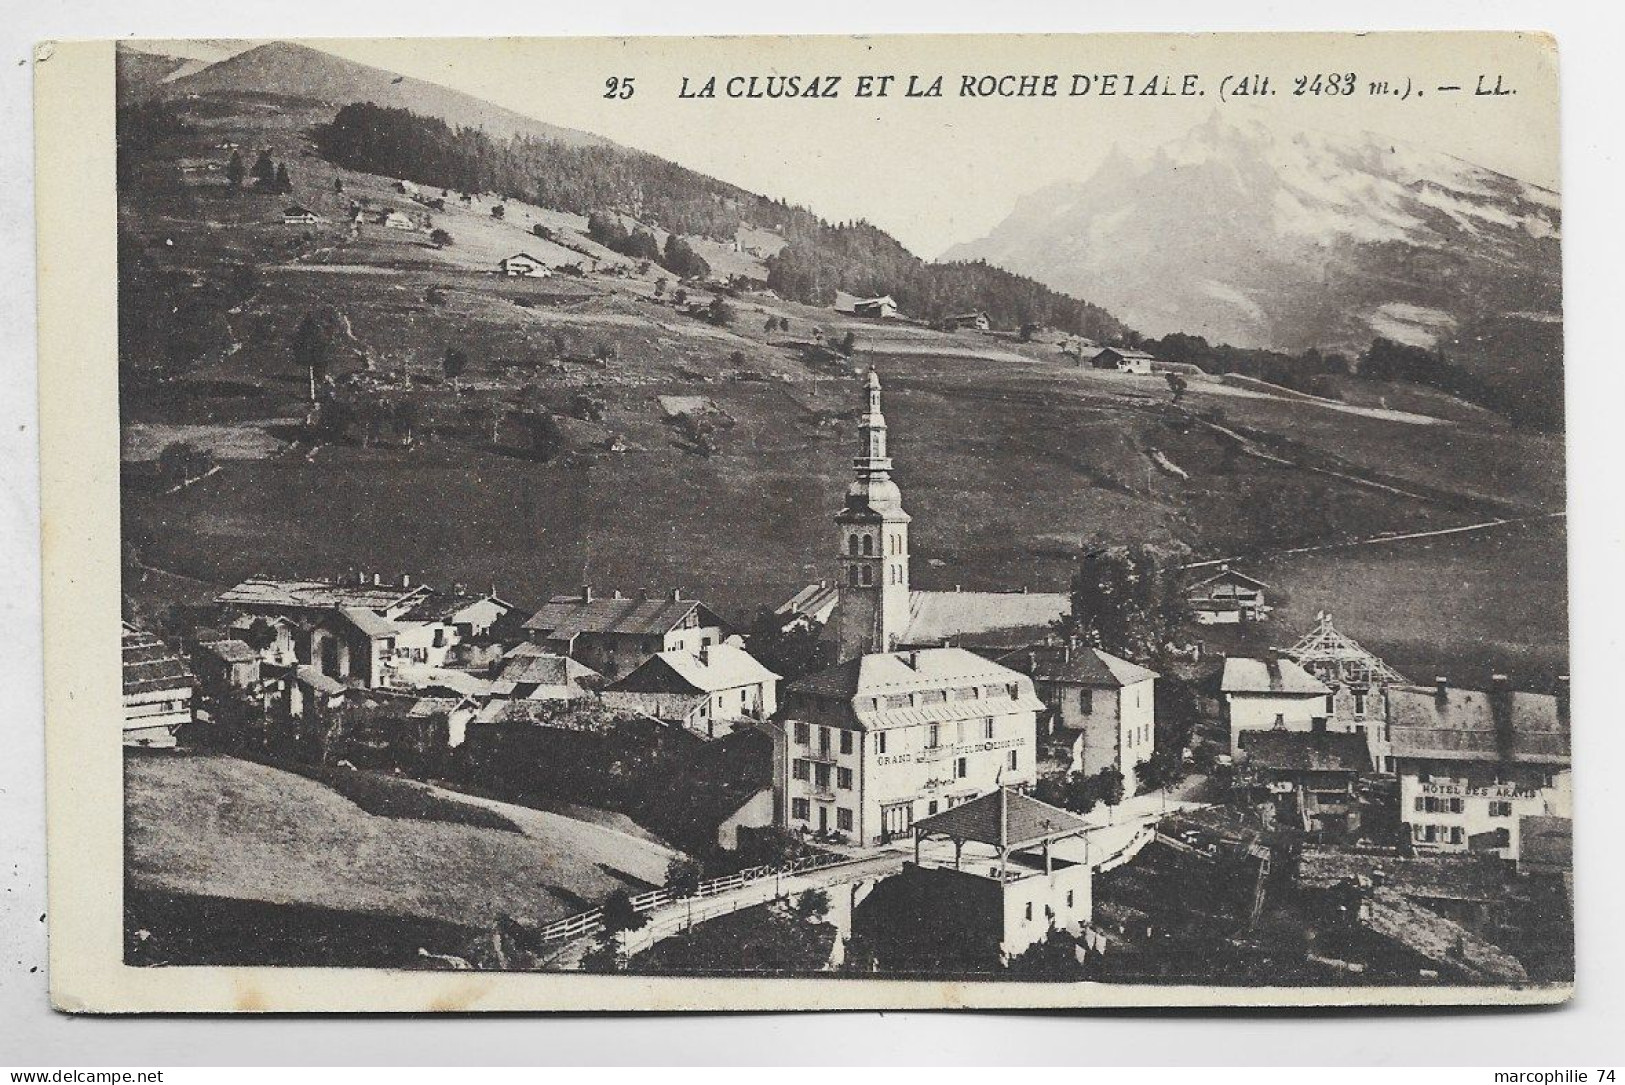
(996, 643, 1158, 688)
(122, 625, 196, 695)
(610, 644, 778, 696)
(914, 787, 1092, 850)
(1360, 888, 1528, 984)
(1296, 846, 1505, 902)
(1221, 657, 1331, 696)
(1238, 730, 1367, 774)
(899, 589, 1069, 647)
(398, 589, 515, 625)
(776, 581, 840, 621)
(789, 647, 1045, 729)
(503, 252, 546, 263)
(1190, 566, 1269, 591)
(491, 648, 601, 691)
(1385, 683, 1569, 766)
(336, 606, 399, 639)
(1093, 347, 1156, 361)
(199, 638, 259, 665)
(524, 593, 720, 639)
(294, 665, 347, 697)
(217, 576, 432, 615)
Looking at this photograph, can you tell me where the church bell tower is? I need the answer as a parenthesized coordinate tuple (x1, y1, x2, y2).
(834, 368, 911, 660)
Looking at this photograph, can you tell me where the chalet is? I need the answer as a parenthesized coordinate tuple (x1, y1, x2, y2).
(775, 647, 1042, 844)
(1296, 846, 1508, 932)
(282, 663, 349, 722)
(193, 637, 262, 694)
(488, 643, 602, 701)
(500, 252, 552, 277)
(122, 623, 196, 748)
(226, 613, 300, 666)
(218, 574, 433, 623)
(603, 643, 779, 741)
(833, 291, 897, 319)
(522, 587, 726, 680)
(282, 206, 321, 225)
(1089, 346, 1155, 374)
(1236, 729, 1366, 838)
(1187, 565, 1269, 624)
(1386, 676, 1571, 861)
(856, 788, 1095, 960)
(1220, 656, 1333, 751)
(382, 210, 416, 231)
(997, 641, 1158, 790)
(407, 695, 482, 748)
(943, 311, 990, 332)
(773, 580, 839, 631)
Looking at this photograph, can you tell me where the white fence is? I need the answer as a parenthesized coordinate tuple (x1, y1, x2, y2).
(536, 851, 854, 946)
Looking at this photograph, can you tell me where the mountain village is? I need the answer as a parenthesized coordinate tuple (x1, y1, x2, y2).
(111, 41, 1570, 985)
(123, 364, 1571, 982)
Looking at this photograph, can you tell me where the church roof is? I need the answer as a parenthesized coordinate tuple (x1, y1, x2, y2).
(524, 593, 720, 639)
(899, 590, 1069, 648)
(914, 787, 1092, 850)
(1221, 657, 1331, 696)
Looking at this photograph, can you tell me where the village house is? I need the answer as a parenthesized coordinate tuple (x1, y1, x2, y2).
(382, 210, 416, 231)
(500, 252, 552, 277)
(997, 641, 1159, 790)
(833, 291, 898, 319)
(774, 647, 1043, 845)
(488, 643, 602, 701)
(1386, 675, 1571, 861)
(1089, 346, 1156, 374)
(122, 623, 196, 748)
(282, 205, 321, 225)
(226, 613, 300, 666)
(522, 587, 726, 681)
(602, 642, 779, 740)
(1295, 846, 1508, 933)
(1284, 612, 1408, 771)
(855, 788, 1096, 961)
(1220, 656, 1334, 751)
(192, 637, 262, 694)
(943, 311, 991, 332)
(1187, 565, 1270, 624)
(1236, 729, 1367, 838)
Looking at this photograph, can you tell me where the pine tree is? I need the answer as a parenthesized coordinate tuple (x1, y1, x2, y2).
(251, 150, 275, 188)
(225, 150, 244, 189)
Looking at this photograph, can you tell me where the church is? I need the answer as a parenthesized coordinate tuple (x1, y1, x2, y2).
(771, 370, 1047, 845)
(779, 368, 1071, 657)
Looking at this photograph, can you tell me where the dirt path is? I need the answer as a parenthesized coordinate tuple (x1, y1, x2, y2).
(1186, 510, 1566, 570)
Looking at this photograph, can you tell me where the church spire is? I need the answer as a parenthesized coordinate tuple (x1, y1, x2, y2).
(834, 367, 912, 660)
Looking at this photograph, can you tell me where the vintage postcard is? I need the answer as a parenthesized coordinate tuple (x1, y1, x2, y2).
(37, 30, 1569, 1012)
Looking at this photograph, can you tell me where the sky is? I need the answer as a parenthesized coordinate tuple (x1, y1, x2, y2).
(198, 33, 1560, 257)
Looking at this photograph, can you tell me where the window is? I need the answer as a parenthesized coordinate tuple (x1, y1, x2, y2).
(877, 732, 887, 755)
(794, 721, 810, 745)
(814, 764, 831, 789)
(791, 798, 810, 820)
(1078, 688, 1093, 715)
(837, 808, 853, 831)
(1489, 800, 1514, 817)
(848, 534, 860, 557)
(927, 723, 940, 749)
(1353, 691, 1367, 717)
(819, 727, 831, 755)
(955, 757, 968, 779)
(1067, 891, 1075, 908)
(837, 767, 853, 790)
(862, 535, 874, 556)
(847, 567, 859, 587)
(840, 730, 853, 755)
(859, 565, 873, 587)
(984, 717, 996, 739)
(792, 759, 809, 781)
(928, 801, 939, 815)
(1024, 902, 1033, 922)
(1008, 750, 1019, 771)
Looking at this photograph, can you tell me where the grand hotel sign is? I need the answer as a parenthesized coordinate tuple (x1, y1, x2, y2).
(877, 734, 1028, 768)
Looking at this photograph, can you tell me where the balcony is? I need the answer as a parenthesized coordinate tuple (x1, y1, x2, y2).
(803, 747, 839, 764)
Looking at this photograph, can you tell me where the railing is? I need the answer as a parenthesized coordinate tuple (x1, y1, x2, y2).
(534, 850, 857, 945)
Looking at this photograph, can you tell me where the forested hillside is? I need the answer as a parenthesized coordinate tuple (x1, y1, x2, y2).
(311, 102, 1126, 339)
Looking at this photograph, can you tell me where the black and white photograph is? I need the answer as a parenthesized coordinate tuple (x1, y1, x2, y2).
(34, 27, 1581, 1014)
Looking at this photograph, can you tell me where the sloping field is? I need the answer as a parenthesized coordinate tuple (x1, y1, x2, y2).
(125, 752, 680, 928)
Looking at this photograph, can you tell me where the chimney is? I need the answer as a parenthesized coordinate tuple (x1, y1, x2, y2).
(1491, 673, 1510, 692)
(453, 582, 466, 596)
(613, 589, 624, 600)
(671, 588, 682, 601)
(1556, 675, 1570, 725)
(903, 650, 920, 669)
(1062, 642, 1072, 663)
(582, 584, 594, 602)
(372, 572, 382, 586)
(401, 573, 411, 588)
(1434, 676, 1449, 704)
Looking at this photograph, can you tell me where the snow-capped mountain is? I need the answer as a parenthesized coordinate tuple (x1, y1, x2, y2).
(946, 113, 1561, 381)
